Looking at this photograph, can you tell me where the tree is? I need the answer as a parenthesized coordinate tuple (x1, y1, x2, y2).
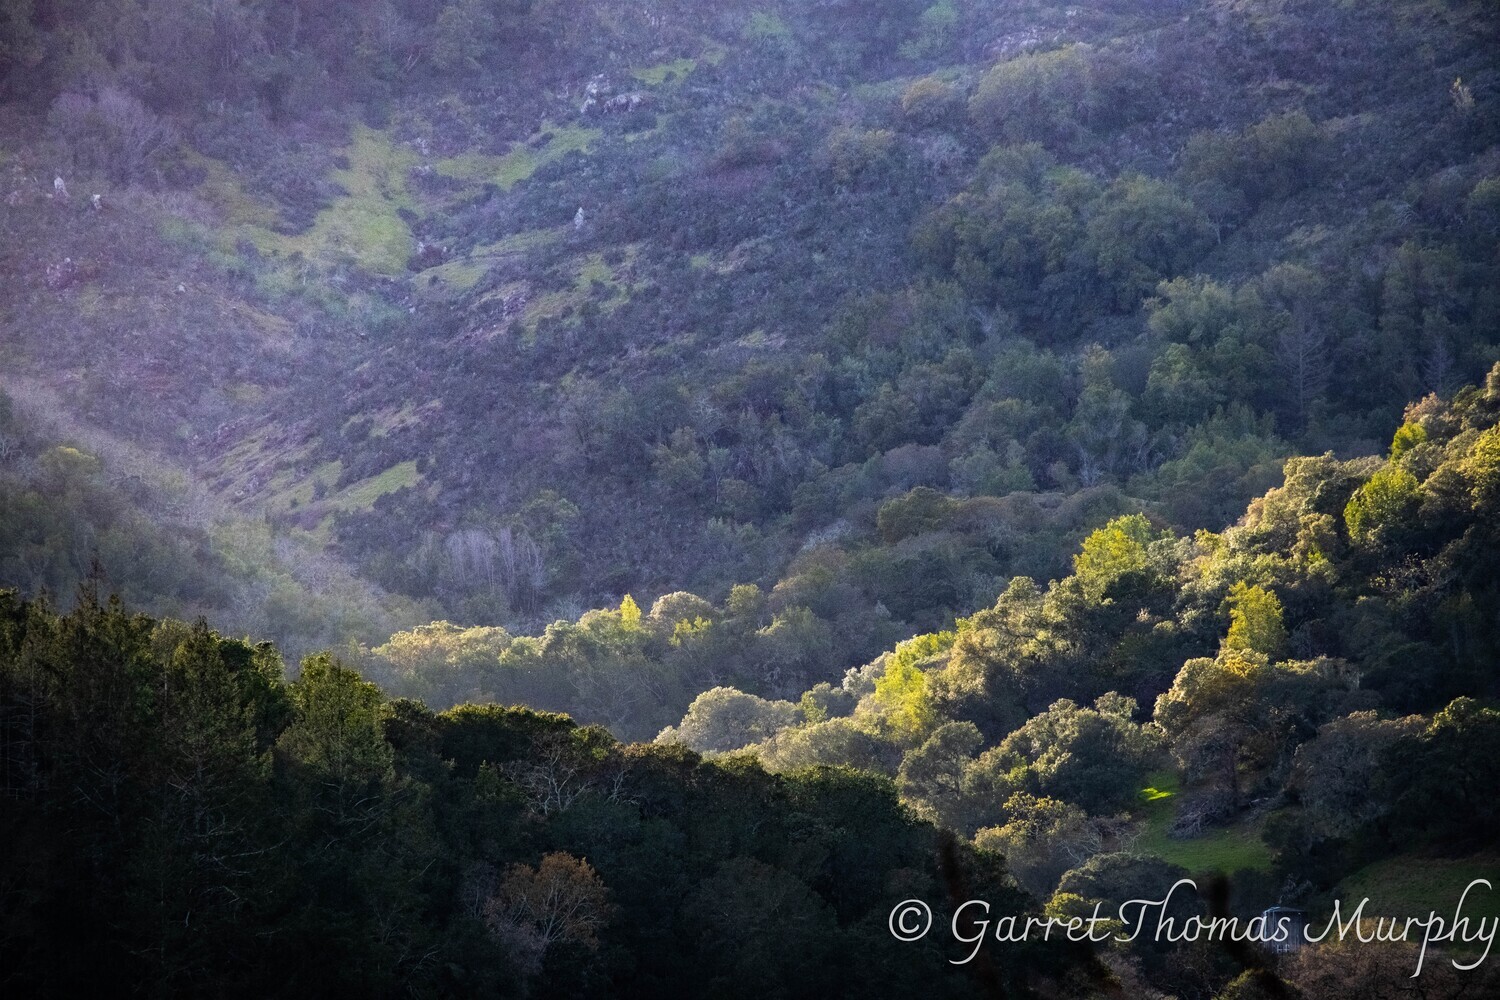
(430, 0, 498, 71)
(485, 852, 611, 975)
(1343, 466, 1420, 548)
(1388, 420, 1427, 461)
(1259, 264, 1331, 428)
(1461, 424, 1500, 509)
(1222, 582, 1287, 658)
(48, 88, 175, 184)
(753, 606, 834, 696)
(276, 653, 394, 825)
(1072, 513, 1164, 599)
(969, 45, 1097, 148)
(896, 720, 981, 828)
(1182, 111, 1322, 208)
(755, 716, 895, 774)
(130, 621, 273, 986)
(983, 695, 1156, 816)
(619, 593, 642, 628)
(1290, 711, 1423, 840)
(368, 620, 512, 707)
(872, 633, 949, 742)
(1381, 698, 1500, 849)
(1085, 175, 1213, 311)
(657, 686, 800, 754)
(682, 856, 839, 998)
(899, 75, 961, 127)
(1153, 651, 1268, 807)
(974, 793, 1105, 898)
(1286, 939, 1500, 1000)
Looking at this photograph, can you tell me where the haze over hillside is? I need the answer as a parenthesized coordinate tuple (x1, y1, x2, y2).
(1, 1, 1498, 996)
(2, 0, 1494, 656)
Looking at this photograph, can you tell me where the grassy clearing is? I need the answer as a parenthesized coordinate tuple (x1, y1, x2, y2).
(300, 460, 422, 545)
(335, 460, 420, 510)
(422, 257, 489, 292)
(284, 125, 419, 275)
(1133, 771, 1274, 874)
(183, 120, 591, 297)
(344, 402, 427, 440)
(267, 459, 420, 517)
(633, 57, 697, 85)
(267, 459, 342, 510)
(517, 247, 638, 332)
(482, 227, 568, 255)
(256, 459, 422, 546)
(1337, 855, 1500, 920)
(181, 149, 282, 231)
(416, 226, 568, 303)
(188, 126, 419, 277)
(434, 124, 599, 190)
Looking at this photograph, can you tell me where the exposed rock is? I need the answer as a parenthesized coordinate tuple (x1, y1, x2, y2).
(603, 92, 646, 114)
(580, 74, 612, 114)
(44, 257, 81, 290)
(983, 27, 1071, 61)
(408, 239, 447, 271)
(498, 290, 528, 318)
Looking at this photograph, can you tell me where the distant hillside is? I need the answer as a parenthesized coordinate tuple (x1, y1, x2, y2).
(1, 4, 1497, 996)
(2, 0, 1498, 667)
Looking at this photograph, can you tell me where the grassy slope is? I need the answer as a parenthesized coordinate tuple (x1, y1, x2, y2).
(1133, 772, 1274, 874)
(0, 376, 429, 659)
(1337, 855, 1500, 921)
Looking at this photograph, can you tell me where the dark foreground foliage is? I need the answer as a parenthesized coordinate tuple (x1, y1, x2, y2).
(0, 588, 1094, 998)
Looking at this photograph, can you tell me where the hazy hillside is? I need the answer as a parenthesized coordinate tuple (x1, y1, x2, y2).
(4, 0, 1496, 644)
(1, 0, 1498, 995)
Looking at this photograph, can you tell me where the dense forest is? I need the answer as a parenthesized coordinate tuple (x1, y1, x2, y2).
(1, 0, 1498, 995)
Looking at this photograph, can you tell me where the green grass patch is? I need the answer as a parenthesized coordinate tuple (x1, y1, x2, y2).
(416, 227, 568, 303)
(1132, 771, 1274, 874)
(262, 459, 420, 546)
(516, 248, 637, 332)
(185, 122, 586, 292)
(270, 459, 342, 510)
(435, 124, 599, 191)
(633, 57, 697, 85)
(482, 227, 567, 255)
(422, 257, 490, 294)
(430, 150, 503, 184)
(332, 460, 420, 511)
(287, 125, 419, 276)
(343, 402, 433, 440)
(184, 149, 282, 231)
(576, 257, 616, 288)
(1337, 855, 1500, 921)
(192, 126, 420, 278)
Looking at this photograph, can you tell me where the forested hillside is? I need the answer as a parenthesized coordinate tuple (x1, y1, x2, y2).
(1, 0, 1498, 995)
(4, 369, 1499, 996)
(0, 590, 1079, 997)
(3, 0, 1497, 643)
